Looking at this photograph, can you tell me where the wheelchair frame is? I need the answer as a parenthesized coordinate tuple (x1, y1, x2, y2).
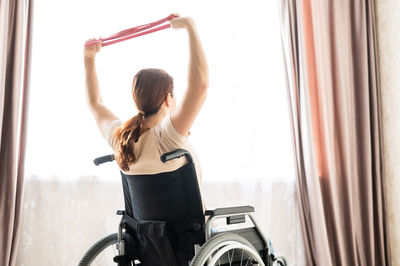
(79, 150, 287, 266)
(111, 206, 287, 266)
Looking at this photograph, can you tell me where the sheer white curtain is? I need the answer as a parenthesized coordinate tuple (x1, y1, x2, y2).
(20, 0, 305, 265)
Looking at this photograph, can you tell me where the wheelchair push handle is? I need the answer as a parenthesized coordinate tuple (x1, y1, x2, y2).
(160, 149, 193, 163)
(93, 154, 115, 166)
(93, 149, 193, 166)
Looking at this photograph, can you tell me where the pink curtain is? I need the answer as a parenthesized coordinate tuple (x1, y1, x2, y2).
(0, 0, 34, 265)
(279, 0, 390, 265)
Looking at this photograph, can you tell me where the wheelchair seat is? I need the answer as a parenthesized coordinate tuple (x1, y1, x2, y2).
(119, 150, 205, 266)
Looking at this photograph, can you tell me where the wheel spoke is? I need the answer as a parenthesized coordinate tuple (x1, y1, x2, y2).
(245, 256, 250, 266)
(112, 243, 116, 256)
(228, 249, 234, 264)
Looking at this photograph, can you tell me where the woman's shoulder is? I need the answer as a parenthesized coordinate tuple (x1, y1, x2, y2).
(157, 115, 189, 137)
(154, 114, 189, 148)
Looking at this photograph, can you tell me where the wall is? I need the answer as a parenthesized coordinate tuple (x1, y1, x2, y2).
(375, 1, 400, 265)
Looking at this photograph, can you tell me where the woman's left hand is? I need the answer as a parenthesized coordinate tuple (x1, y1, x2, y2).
(84, 38, 102, 58)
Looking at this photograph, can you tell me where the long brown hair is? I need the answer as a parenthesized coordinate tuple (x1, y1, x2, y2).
(113, 68, 174, 171)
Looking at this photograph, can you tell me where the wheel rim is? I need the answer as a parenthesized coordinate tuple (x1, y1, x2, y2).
(88, 242, 118, 265)
(198, 241, 265, 266)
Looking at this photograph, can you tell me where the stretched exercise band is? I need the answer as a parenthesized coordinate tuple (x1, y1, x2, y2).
(84, 14, 179, 48)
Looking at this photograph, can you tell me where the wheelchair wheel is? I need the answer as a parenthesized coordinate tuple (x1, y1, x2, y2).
(190, 232, 266, 266)
(78, 233, 124, 266)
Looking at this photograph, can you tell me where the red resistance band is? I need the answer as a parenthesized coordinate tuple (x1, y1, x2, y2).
(85, 14, 178, 48)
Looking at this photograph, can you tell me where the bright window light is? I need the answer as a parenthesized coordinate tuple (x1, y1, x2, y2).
(25, 0, 295, 182)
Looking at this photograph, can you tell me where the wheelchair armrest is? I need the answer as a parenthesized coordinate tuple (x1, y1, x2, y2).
(205, 206, 254, 216)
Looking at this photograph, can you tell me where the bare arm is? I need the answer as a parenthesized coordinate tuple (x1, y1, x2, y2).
(170, 17, 209, 136)
(84, 39, 119, 139)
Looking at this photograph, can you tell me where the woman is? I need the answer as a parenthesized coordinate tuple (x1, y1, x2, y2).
(83, 15, 208, 187)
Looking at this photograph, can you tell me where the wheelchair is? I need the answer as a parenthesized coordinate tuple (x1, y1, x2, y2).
(78, 149, 287, 266)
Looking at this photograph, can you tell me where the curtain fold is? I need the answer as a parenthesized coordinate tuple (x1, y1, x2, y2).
(279, 0, 390, 265)
(0, 0, 34, 265)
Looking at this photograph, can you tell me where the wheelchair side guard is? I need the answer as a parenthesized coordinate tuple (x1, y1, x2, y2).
(204, 206, 271, 258)
(227, 215, 246, 224)
(204, 205, 256, 242)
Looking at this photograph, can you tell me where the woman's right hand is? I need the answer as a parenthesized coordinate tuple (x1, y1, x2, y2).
(170, 14, 194, 30)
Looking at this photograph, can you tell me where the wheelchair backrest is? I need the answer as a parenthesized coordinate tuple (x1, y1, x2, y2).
(120, 155, 204, 225)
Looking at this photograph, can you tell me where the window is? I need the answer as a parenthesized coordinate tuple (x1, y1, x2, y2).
(25, 0, 294, 182)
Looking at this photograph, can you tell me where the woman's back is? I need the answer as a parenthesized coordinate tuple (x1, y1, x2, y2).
(105, 115, 203, 183)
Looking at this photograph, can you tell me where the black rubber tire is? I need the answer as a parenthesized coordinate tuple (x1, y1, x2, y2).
(190, 232, 262, 266)
(78, 233, 118, 266)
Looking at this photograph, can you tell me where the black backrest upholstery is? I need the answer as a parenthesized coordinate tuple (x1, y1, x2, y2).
(120, 160, 204, 224)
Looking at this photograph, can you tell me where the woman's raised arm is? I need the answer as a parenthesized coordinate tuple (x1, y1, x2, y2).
(84, 39, 120, 140)
(170, 16, 209, 136)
